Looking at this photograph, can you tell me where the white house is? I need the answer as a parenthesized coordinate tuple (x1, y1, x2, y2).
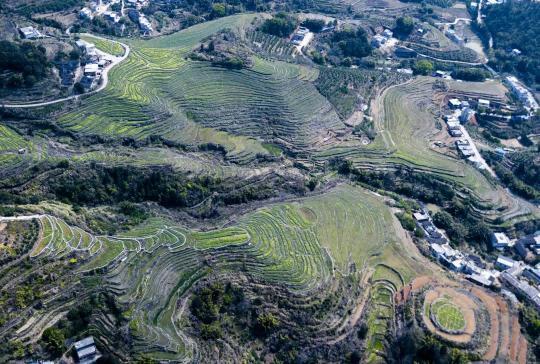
(371, 34, 387, 48)
(491, 232, 511, 250)
(413, 211, 430, 222)
(496, 255, 516, 270)
(80, 7, 93, 19)
(84, 64, 99, 76)
(139, 14, 153, 32)
(448, 98, 461, 109)
(478, 99, 490, 108)
(19, 26, 42, 39)
(382, 29, 393, 38)
(74, 336, 99, 363)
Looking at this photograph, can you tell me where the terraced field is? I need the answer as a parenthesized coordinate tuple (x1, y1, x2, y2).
(0, 124, 32, 171)
(56, 14, 346, 163)
(314, 77, 538, 222)
(26, 184, 429, 361)
(79, 35, 125, 56)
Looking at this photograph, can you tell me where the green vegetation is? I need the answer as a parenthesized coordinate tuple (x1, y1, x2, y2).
(484, 1, 540, 86)
(394, 16, 414, 38)
(331, 28, 371, 59)
(413, 60, 434, 75)
(0, 41, 49, 87)
(452, 68, 490, 82)
(483, 151, 540, 201)
(15, 0, 83, 15)
(301, 18, 326, 33)
(261, 13, 297, 37)
(430, 299, 466, 332)
(41, 327, 65, 356)
(79, 35, 125, 57)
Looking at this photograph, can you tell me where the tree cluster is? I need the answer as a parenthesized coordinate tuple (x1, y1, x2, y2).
(0, 41, 49, 87)
(331, 28, 371, 59)
(484, 1, 540, 86)
(261, 13, 298, 37)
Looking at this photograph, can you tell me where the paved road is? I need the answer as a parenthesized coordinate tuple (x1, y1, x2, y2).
(0, 215, 43, 221)
(1, 34, 130, 109)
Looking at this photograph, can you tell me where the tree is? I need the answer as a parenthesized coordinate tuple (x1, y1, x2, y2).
(255, 312, 279, 335)
(413, 60, 433, 75)
(42, 327, 65, 356)
(261, 13, 297, 37)
(301, 19, 326, 33)
(332, 28, 371, 58)
(394, 17, 414, 38)
(433, 211, 453, 230)
(0, 41, 49, 87)
(396, 212, 416, 231)
(211, 3, 226, 18)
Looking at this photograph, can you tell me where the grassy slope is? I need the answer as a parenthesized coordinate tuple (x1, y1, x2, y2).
(79, 35, 125, 56)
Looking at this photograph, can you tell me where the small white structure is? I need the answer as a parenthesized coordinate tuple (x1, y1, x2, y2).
(84, 64, 99, 76)
(413, 211, 430, 222)
(496, 255, 516, 270)
(511, 48, 522, 56)
(80, 7, 93, 20)
(139, 14, 153, 33)
(382, 29, 393, 38)
(491, 232, 511, 250)
(371, 34, 387, 48)
(103, 11, 120, 23)
(396, 68, 413, 75)
(76, 40, 96, 52)
(447, 121, 461, 130)
(448, 98, 461, 109)
(19, 26, 42, 39)
(478, 98, 490, 108)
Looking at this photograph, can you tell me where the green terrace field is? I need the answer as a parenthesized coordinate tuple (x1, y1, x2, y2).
(30, 184, 429, 361)
(0, 123, 35, 174)
(79, 34, 125, 56)
(55, 14, 345, 163)
(313, 77, 539, 222)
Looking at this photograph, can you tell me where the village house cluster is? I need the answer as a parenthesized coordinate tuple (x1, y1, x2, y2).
(413, 211, 501, 287)
(371, 28, 393, 48)
(80, 0, 152, 34)
(414, 208, 540, 311)
(505, 76, 539, 115)
(75, 39, 111, 90)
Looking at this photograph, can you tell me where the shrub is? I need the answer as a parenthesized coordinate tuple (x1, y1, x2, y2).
(396, 212, 416, 231)
(41, 327, 65, 356)
(301, 19, 326, 33)
(394, 17, 414, 38)
(413, 60, 434, 75)
(0, 41, 49, 87)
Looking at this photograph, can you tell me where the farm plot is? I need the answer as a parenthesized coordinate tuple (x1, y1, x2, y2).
(430, 298, 466, 332)
(28, 184, 431, 362)
(79, 35, 125, 56)
(0, 124, 33, 171)
(364, 264, 404, 363)
(57, 14, 345, 163)
(314, 66, 410, 120)
(315, 77, 504, 203)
